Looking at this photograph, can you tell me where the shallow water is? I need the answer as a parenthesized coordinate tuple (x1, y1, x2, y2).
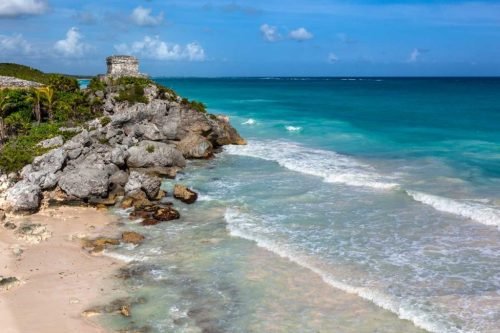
(103, 78, 499, 333)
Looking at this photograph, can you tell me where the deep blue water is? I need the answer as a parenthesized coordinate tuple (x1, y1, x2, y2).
(105, 78, 500, 333)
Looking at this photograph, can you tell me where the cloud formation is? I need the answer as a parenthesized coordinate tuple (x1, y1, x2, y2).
(131, 6, 163, 26)
(0, 33, 32, 54)
(328, 52, 338, 63)
(203, 3, 262, 15)
(260, 24, 281, 42)
(0, 0, 47, 18)
(408, 48, 429, 63)
(289, 27, 313, 41)
(115, 36, 206, 61)
(54, 27, 90, 57)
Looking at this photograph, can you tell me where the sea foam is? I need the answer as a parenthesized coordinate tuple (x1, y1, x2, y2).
(285, 125, 303, 132)
(242, 118, 256, 125)
(225, 140, 399, 190)
(224, 208, 458, 333)
(406, 190, 500, 228)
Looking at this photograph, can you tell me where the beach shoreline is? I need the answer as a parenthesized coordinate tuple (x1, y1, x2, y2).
(0, 206, 126, 333)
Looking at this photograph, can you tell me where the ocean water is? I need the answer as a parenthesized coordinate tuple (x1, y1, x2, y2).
(102, 78, 500, 333)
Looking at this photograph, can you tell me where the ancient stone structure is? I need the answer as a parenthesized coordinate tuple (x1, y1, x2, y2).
(106, 56, 145, 78)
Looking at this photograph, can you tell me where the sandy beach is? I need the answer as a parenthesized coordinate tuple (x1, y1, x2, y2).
(0, 206, 124, 333)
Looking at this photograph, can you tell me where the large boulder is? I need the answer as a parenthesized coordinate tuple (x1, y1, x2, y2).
(58, 166, 111, 199)
(124, 171, 161, 200)
(21, 148, 67, 190)
(4, 181, 42, 213)
(126, 141, 185, 168)
(176, 133, 213, 159)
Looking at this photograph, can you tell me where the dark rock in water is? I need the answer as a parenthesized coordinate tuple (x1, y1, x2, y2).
(82, 297, 135, 318)
(121, 190, 151, 209)
(129, 210, 151, 220)
(152, 206, 180, 221)
(3, 222, 17, 230)
(141, 218, 160, 226)
(82, 237, 120, 253)
(173, 184, 198, 204)
(122, 231, 145, 245)
(0, 276, 20, 291)
(117, 325, 152, 333)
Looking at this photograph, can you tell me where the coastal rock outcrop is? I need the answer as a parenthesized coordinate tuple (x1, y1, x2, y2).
(0, 77, 245, 213)
(173, 184, 198, 204)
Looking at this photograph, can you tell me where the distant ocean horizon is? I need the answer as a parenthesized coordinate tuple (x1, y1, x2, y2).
(103, 77, 499, 333)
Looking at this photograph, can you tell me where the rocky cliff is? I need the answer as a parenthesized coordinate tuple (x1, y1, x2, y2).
(0, 79, 245, 213)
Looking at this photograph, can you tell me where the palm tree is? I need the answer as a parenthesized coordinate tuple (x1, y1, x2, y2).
(29, 88, 42, 124)
(39, 86, 54, 121)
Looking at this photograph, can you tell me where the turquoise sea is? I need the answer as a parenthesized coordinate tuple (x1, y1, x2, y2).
(104, 78, 500, 333)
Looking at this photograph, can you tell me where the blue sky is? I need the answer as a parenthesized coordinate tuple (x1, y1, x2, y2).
(0, 0, 499, 76)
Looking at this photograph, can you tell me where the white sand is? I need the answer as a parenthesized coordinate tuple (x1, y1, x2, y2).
(0, 206, 125, 333)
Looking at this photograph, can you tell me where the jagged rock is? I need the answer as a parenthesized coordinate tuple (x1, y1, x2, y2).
(121, 190, 151, 209)
(0, 209, 5, 221)
(37, 136, 64, 149)
(59, 166, 111, 199)
(110, 145, 129, 167)
(177, 132, 213, 159)
(126, 141, 185, 169)
(110, 170, 129, 187)
(41, 186, 82, 208)
(4, 181, 41, 213)
(173, 184, 198, 204)
(16, 223, 51, 244)
(210, 116, 247, 146)
(152, 206, 180, 221)
(21, 148, 67, 190)
(125, 171, 161, 200)
(122, 231, 145, 245)
(0, 173, 15, 193)
(130, 166, 179, 179)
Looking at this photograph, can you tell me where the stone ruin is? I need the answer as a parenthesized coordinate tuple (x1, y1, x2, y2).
(106, 55, 146, 78)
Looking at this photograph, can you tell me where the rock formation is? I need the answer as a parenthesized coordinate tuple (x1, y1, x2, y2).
(0, 77, 245, 213)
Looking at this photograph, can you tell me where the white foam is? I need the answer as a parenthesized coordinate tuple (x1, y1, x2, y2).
(224, 208, 455, 333)
(242, 118, 256, 125)
(406, 191, 500, 228)
(285, 125, 302, 132)
(225, 140, 399, 190)
(103, 250, 137, 263)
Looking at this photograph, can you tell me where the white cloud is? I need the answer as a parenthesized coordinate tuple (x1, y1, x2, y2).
(54, 27, 89, 57)
(115, 36, 206, 62)
(407, 48, 428, 63)
(328, 53, 339, 63)
(0, 0, 47, 17)
(131, 6, 163, 26)
(0, 33, 32, 54)
(289, 27, 313, 41)
(260, 24, 281, 42)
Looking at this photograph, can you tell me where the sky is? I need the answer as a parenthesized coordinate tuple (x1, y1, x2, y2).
(0, 0, 499, 76)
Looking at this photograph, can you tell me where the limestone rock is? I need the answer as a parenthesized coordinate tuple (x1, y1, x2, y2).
(121, 190, 151, 209)
(37, 136, 64, 149)
(127, 141, 185, 169)
(4, 181, 41, 213)
(176, 133, 213, 159)
(173, 184, 198, 204)
(125, 171, 161, 200)
(152, 206, 180, 221)
(59, 167, 110, 199)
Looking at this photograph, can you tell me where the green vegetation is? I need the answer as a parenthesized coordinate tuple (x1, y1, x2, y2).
(0, 123, 75, 172)
(99, 116, 111, 126)
(115, 84, 148, 105)
(146, 145, 155, 153)
(181, 98, 207, 113)
(0, 64, 101, 172)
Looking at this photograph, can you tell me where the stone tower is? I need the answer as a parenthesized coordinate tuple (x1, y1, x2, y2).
(106, 55, 145, 78)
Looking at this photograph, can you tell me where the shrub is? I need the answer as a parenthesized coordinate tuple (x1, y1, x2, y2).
(146, 145, 155, 153)
(115, 84, 148, 105)
(0, 123, 76, 172)
(99, 116, 111, 126)
(88, 77, 106, 92)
